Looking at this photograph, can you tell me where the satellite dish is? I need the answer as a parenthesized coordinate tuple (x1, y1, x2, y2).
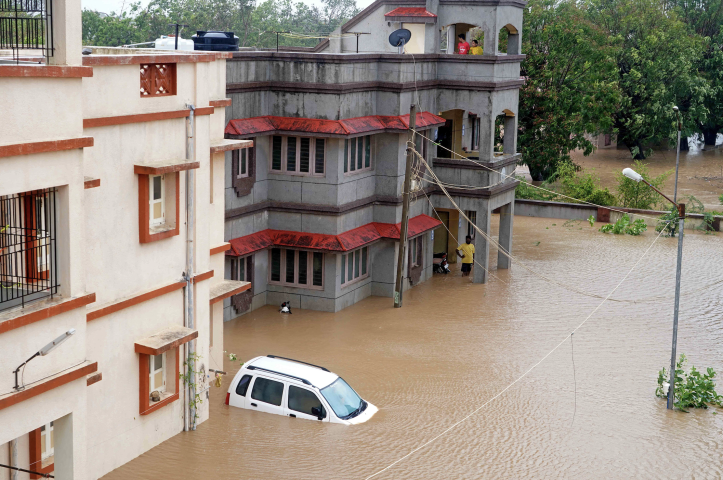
(389, 28, 412, 52)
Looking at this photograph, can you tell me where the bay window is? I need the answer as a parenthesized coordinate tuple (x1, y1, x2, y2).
(344, 135, 372, 173)
(270, 136, 325, 176)
(340, 246, 369, 286)
(269, 248, 324, 289)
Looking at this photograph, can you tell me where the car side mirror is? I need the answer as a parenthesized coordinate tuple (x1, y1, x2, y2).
(311, 406, 325, 420)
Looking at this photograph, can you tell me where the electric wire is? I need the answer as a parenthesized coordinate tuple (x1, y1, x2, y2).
(363, 223, 671, 480)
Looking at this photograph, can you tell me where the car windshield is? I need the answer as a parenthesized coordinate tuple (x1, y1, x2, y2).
(320, 378, 362, 418)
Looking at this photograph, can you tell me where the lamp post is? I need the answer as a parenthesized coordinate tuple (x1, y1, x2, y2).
(673, 106, 682, 203)
(623, 167, 685, 410)
(12, 329, 75, 391)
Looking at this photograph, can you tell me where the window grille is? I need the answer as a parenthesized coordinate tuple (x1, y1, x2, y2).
(0, 0, 54, 63)
(0, 188, 59, 312)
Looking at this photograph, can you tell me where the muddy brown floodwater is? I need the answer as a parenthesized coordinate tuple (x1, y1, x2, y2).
(103, 216, 723, 479)
(572, 143, 723, 209)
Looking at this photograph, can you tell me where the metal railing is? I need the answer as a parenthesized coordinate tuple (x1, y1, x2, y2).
(0, 0, 54, 63)
(0, 188, 59, 312)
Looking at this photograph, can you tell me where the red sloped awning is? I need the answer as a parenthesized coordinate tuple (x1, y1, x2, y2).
(227, 215, 442, 256)
(225, 112, 446, 138)
(384, 7, 437, 23)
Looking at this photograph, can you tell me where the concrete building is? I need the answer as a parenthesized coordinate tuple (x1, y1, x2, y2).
(222, 0, 523, 319)
(0, 1, 249, 477)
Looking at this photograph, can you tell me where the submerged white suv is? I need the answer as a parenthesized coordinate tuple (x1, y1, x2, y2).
(225, 356, 378, 425)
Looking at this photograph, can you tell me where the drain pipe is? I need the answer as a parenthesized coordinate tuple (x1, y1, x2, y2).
(184, 104, 197, 431)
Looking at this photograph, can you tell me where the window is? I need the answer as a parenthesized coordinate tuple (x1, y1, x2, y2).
(269, 248, 324, 289)
(40, 422, 54, 466)
(235, 374, 253, 396)
(341, 246, 369, 286)
(140, 63, 177, 97)
(138, 173, 180, 243)
(410, 236, 423, 268)
(237, 149, 249, 178)
(251, 377, 284, 406)
(0, 189, 58, 313)
(232, 255, 252, 282)
(343, 136, 372, 173)
(149, 352, 166, 394)
(466, 211, 477, 239)
(288, 386, 326, 417)
(270, 136, 325, 176)
(149, 175, 165, 226)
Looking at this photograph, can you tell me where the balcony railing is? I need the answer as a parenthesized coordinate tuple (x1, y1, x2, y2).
(0, 188, 59, 312)
(0, 0, 53, 63)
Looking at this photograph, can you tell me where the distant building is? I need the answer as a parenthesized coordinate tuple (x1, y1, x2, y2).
(0, 3, 247, 478)
(222, 0, 524, 319)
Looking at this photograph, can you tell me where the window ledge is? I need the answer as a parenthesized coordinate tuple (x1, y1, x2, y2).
(210, 280, 251, 305)
(142, 391, 179, 416)
(150, 223, 177, 235)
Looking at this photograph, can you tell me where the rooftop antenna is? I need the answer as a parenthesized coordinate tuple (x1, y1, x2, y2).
(389, 28, 411, 54)
(169, 23, 190, 50)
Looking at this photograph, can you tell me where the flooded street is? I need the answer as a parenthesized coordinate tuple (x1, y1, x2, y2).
(572, 142, 723, 209)
(103, 216, 723, 479)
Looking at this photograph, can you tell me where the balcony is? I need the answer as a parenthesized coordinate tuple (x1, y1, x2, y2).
(0, 0, 54, 64)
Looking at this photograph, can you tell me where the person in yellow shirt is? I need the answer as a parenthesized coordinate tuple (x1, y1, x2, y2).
(456, 236, 475, 276)
(469, 40, 483, 55)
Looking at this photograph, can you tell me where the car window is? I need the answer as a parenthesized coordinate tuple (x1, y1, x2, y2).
(235, 374, 252, 397)
(250, 377, 284, 406)
(288, 386, 325, 417)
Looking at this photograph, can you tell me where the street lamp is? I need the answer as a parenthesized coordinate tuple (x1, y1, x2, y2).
(12, 329, 76, 391)
(673, 106, 682, 203)
(623, 167, 685, 410)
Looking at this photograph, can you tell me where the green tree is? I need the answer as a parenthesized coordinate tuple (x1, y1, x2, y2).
(586, 0, 710, 159)
(518, 0, 620, 180)
(615, 160, 671, 209)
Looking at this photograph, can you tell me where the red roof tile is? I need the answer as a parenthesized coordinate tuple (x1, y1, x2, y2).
(384, 7, 437, 18)
(225, 112, 446, 138)
(227, 215, 442, 256)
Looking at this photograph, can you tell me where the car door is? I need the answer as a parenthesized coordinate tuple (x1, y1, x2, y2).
(248, 375, 286, 417)
(285, 384, 329, 422)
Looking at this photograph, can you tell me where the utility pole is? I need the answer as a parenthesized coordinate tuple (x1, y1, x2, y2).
(673, 106, 682, 203)
(168, 23, 189, 50)
(668, 202, 685, 409)
(394, 104, 417, 308)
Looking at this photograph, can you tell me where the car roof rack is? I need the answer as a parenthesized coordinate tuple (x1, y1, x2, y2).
(247, 365, 313, 386)
(267, 355, 330, 372)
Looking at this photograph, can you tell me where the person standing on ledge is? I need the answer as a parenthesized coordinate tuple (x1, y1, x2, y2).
(457, 34, 470, 54)
(469, 39, 483, 55)
(456, 236, 475, 276)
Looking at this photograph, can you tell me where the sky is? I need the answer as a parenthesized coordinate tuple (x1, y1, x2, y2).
(81, 0, 376, 17)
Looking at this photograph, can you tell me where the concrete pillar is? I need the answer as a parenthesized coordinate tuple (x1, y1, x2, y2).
(497, 201, 514, 269)
(54, 412, 83, 480)
(473, 203, 491, 283)
(425, 0, 440, 53)
(446, 26, 455, 54)
(508, 33, 521, 55)
(49, 0, 82, 66)
(503, 115, 517, 154)
(484, 26, 497, 55)
(478, 113, 495, 161)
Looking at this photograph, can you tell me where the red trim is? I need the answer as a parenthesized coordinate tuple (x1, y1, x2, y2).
(83, 53, 218, 66)
(210, 98, 232, 107)
(29, 427, 53, 479)
(210, 244, 231, 255)
(225, 112, 446, 137)
(0, 137, 94, 158)
(135, 331, 198, 355)
(84, 178, 101, 189)
(0, 293, 96, 335)
(134, 161, 200, 175)
(84, 107, 214, 129)
(0, 65, 93, 78)
(87, 270, 213, 322)
(227, 214, 442, 256)
(87, 372, 102, 386)
(0, 362, 98, 411)
(137, 173, 180, 243)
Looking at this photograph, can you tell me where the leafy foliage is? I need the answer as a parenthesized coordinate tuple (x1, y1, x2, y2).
(519, 0, 620, 180)
(555, 162, 616, 206)
(615, 160, 671, 209)
(656, 206, 680, 236)
(599, 214, 647, 235)
(656, 354, 723, 412)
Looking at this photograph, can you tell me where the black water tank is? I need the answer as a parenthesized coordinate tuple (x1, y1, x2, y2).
(192, 31, 239, 51)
